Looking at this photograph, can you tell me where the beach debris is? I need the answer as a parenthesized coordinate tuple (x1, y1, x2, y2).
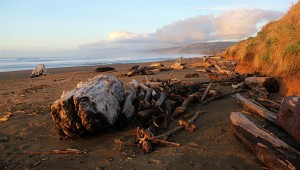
(277, 95, 300, 144)
(95, 66, 115, 72)
(184, 73, 199, 78)
(171, 92, 202, 119)
(0, 112, 13, 122)
(30, 64, 46, 78)
(230, 112, 300, 170)
(244, 77, 279, 93)
(25, 148, 87, 155)
(127, 66, 155, 77)
(0, 136, 9, 142)
(50, 75, 126, 138)
(234, 93, 278, 126)
(170, 57, 186, 70)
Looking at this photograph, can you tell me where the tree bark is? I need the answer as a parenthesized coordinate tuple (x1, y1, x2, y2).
(230, 112, 300, 170)
(50, 75, 125, 138)
(234, 93, 278, 126)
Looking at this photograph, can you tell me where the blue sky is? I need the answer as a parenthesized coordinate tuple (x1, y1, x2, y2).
(0, 0, 298, 51)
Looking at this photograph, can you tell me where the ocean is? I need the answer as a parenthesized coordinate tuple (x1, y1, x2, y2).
(0, 52, 203, 72)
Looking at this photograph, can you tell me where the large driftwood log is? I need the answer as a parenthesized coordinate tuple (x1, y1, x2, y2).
(230, 112, 300, 170)
(245, 77, 279, 93)
(234, 93, 278, 126)
(50, 75, 125, 138)
(277, 95, 300, 144)
(30, 64, 46, 78)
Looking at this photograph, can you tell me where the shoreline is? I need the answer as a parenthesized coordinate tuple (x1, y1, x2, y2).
(0, 59, 180, 81)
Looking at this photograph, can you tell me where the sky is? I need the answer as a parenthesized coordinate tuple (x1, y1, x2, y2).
(0, 0, 298, 52)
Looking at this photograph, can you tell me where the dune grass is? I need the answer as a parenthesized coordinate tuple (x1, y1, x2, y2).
(224, 1, 300, 78)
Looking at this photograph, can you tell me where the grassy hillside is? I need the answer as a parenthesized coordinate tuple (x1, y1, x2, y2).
(224, 1, 300, 95)
(151, 42, 236, 55)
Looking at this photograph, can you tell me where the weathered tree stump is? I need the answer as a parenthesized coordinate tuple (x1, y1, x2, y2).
(278, 95, 300, 144)
(230, 112, 300, 170)
(50, 75, 125, 138)
(30, 64, 46, 78)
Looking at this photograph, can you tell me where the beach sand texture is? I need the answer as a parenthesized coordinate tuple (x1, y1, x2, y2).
(0, 58, 262, 169)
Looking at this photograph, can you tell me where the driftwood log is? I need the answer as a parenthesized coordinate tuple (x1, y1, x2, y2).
(277, 95, 300, 144)
(234, 93, 278, 126)
(30, 64, 46, 78)
(230, 112, 300, 170)
(95, 67, 115, 72)
(171, 92, 202, 119)
(170, 57, 185, 70)
(50, 75, 125, 138)
(244, 77, 279, 93)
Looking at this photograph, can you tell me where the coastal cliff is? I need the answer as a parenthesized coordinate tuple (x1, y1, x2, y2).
(224, 1, 300, 95)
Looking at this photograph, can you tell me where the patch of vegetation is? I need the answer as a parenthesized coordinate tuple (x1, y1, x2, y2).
(283, 41, 300, 58)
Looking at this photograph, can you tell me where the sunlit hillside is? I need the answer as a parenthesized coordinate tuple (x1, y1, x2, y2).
(224, 1, 300, 95)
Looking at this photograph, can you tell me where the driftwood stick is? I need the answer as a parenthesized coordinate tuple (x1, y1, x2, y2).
(201, 82, 212, 102)
(155, 92, 167, 107)
(171, 92, 202, 119)
(201, 89, 246, 105)
(163, 100, 173, 129)
(152, 139, 181, 147)
(234, 93, 278, 126)
(25, 148, 86, 155)
(230, 112, 300, 170)
(155, 110, 205, 140)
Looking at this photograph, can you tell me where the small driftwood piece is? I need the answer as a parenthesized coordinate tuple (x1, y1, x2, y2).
(50, 75, 125, 138)
(185, 73, 199, 78)
(234, 93, 278, 126)
(201, 89, 245, 105)
(155, 110, 205, 140)
(201, 82, 212, 103)
(127, 66, 154, 77)
(245, 77, 279, 93)
(136, 127, 180, 153)
(230, 112, 300, 170)
(30, 64, 46, 78)
(95, 67, 115, 72)
(25, 148, 86, 155)
(213, 64, 233, 76)
(163, 100, 173, 129)
(171, 92, 202, 119)
(170, 57, 185, 70)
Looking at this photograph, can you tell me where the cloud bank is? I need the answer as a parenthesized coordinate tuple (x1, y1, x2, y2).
(80, 9, 283, 50)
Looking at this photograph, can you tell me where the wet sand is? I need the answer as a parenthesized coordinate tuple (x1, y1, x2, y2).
(0, 58, 263, 169)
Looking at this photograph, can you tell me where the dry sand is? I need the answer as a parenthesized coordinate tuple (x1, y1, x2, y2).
(0, 58, 263, 169)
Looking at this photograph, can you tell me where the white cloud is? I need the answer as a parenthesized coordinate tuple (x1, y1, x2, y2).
(80, 9, 283, 50)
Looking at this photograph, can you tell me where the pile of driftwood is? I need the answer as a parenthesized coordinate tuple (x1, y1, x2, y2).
(50, 70, 244, 153)
(117, 58, 186, 77)
(229, 77, 300, 169)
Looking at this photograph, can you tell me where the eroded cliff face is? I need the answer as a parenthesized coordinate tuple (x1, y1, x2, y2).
(224, 1, 300, 95)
